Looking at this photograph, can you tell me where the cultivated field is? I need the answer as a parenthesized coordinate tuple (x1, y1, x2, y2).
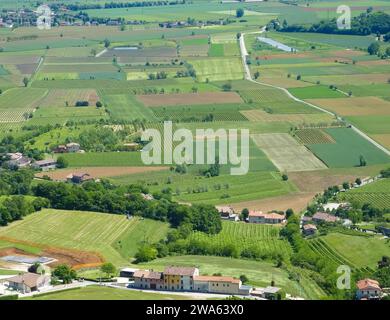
(186, 221, 292, 259)
(0, 209, 170, 267)
(137, 92, 243, 107)
(338, 178, 390, 210)
(251, 133, 327, 172)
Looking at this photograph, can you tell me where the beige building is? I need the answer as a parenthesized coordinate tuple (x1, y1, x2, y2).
(248, 211, 285, 224)
(5, 273, 50, 293)
(194, 275, 251, 295)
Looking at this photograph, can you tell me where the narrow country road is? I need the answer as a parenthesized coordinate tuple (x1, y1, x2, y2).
(239, 30, 390, 157)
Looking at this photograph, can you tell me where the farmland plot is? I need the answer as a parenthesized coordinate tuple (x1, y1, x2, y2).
(307, 128, 390, 168)
(137, 92, 243, 107)
(338, 178, 390, 210)
(186, 221, 292, 259)
(189, 58, 244, 82)
(39, 89, 100, 107)
(295, 129, 335, 144)
(306, 97, 390, 116)
(251, 133, 327, 172)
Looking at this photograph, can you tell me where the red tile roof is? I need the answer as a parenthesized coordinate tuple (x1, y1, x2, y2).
(356, 279, 381, 291)
(249, 211, 285, 220)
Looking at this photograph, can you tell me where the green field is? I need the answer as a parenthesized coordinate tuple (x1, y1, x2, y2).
(307, 128, 390, 168)
(0, 209, 169, 266)
(338, 178, 390, 210)
(102, 94, 157, 121)
(25, 286, 191, 300)
(186, 221, 292, 259)
(316, 232, 390, 269)
(190, 58, 244, 82)
(289, 85, 346, 99)
(111, 170, 296, 206)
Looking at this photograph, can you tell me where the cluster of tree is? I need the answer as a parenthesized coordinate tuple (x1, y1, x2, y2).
(202, 159, 220, 177)
(175, 68, 196, 78)
(65, 1, 186, 11)
(148, 71, 168, 80)
(367, 42, 390, 58)
(278, 11, 390, 37)
(78, 127, 119, 152)
(75, 101, 89, 107)
(0, 195, 49, 226)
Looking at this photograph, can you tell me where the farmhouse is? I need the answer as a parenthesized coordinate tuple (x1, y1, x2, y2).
(248, 211, 285, 224)
(54, 142, 81, 153)
(119, 268, 139, 280)
(4, 273, 50, 293)
(356, 279, 382, 300)
(312, 212, 339, 224)
(5, 153, 32, 168)
(66, 172, 93, 184)
(302, 224, 317, 236)
(133, 270, 164, 290)
(216, 206, 239, 221)
(193, 275, 251, 295)
(32, 159, 57, 171)
(163, 266, 199, 291)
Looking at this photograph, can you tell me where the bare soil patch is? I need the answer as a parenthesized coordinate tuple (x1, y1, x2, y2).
(16, 63, 38, 74)
(36, 166, 168, 181)
(137, 92, 243, 107)
(0, 239, 103, 270)
(231, 192, 316, 213)
(289, 171, 360, 193)
(306, 97, 390, 116)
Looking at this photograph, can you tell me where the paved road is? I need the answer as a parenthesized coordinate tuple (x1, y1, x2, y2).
(239, 30, 390, 157)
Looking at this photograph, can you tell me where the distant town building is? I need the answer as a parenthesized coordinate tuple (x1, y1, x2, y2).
(356, 279, 382, 300)
(312, 212, 338, 224)
(5, 153, 32, 168)
(66, 172, 93, 184)
(54, 142, 81, 153)
(32, 159, 57, 171)
(302, 224, 317, 236)
(216, 206, 239, 221)
(248, 211, 285, 224)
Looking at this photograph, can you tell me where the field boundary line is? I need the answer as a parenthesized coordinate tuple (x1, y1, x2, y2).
(239, 31, 390, 157)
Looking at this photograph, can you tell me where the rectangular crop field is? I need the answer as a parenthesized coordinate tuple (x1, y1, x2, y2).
(251, 133, 327, 172)
(39, 89, 99, 108)
(289, 85, 346, 99)
(307, 128, 390, 168)
(307, 97, 390, 116)
(295, 129, 336, 144)
(189, 58, 244, 82)
(136, 92, 243, 107)
(102, 94, 157, 121)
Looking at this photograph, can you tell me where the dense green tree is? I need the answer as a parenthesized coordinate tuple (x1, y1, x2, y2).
(53, 264, 77, 284)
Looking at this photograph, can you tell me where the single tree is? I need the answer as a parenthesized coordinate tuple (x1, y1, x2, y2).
(236, 8, 244, 18)
(100, 262, 116, 278)
(56, 156, 69, 169)
(53, 264, 76, 284)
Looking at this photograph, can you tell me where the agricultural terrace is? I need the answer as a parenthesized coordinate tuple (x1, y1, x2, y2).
(338, 178, 390, 210)
(0, 209, 170, 267)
